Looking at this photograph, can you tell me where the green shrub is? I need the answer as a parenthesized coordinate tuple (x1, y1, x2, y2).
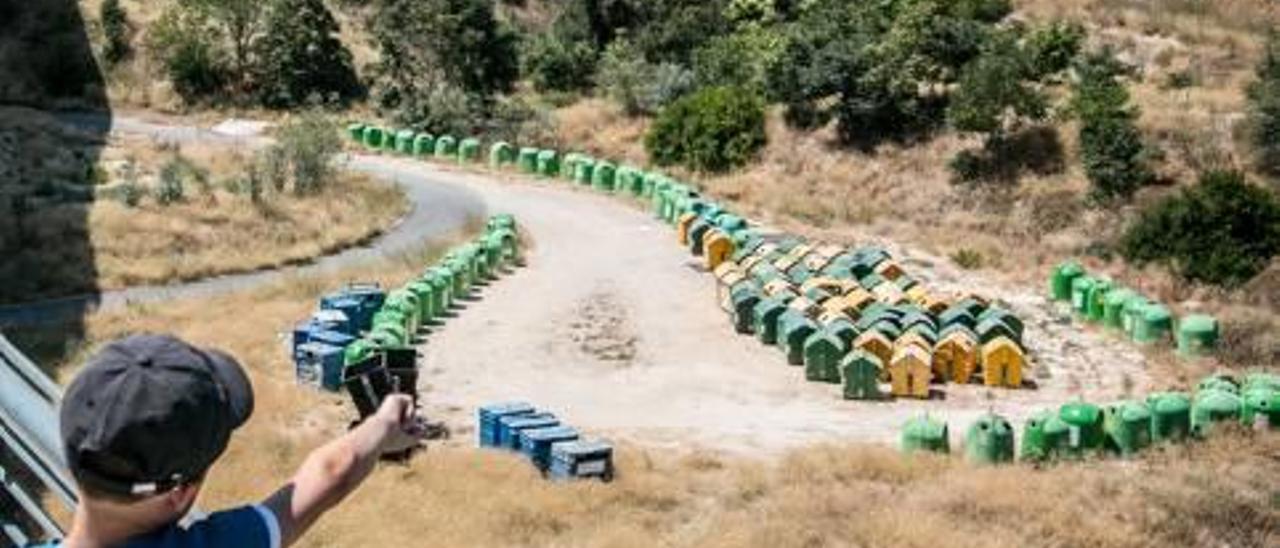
(1024, 21, 1084, 80)
(252, 0, 362, 108)
(523, 34, 597, 93)
(692, 27, 784, 92)
(1120, 170, 1280, 287)
(275, 111, 341, 195)
(645, 85, 766, 173)
(950, 248, 985, 270)
(1246, 30, 1280, 178)
(596, 39, 695, 116)
(149, 8, 227, 99)
(100, 0, 131, 66)
(156, 157, 189, 205)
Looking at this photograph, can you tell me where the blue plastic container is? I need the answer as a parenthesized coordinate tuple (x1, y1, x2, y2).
(321, 296, 366, 334)
(306, 329, 356, 352)
(520, 426, 580, 471)
(548, 440, 614, 481)
(498, 414, 559, 450)
(294, 342, 345, 391)
(477, 402, 535, 447)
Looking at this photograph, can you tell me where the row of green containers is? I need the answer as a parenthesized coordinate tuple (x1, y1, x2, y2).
(341, 215, 521, 367)
(903, 372, 1280, 464)
(346, 122, 703, 214)
(1049, 261, 1218, 356)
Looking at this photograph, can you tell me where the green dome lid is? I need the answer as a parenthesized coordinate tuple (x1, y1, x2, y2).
(1060, 401, 1101, 427)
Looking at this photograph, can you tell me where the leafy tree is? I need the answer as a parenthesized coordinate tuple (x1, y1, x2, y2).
(767, 0, 1009, 149)
(180, 0, 263, 87)
(948, 31, 1046, 142)
(1121, 170, 1280, 287)
(369, 0, 519, 121)
(1246, 30, 1280, 178)
(100, 0, 131, 66)
(1071, 49, 1151, 203)
(645, 85, 767, 172)
(693, 27, 785, 92)
(252, 0, 362, 108)
(274, 110, 342, 195)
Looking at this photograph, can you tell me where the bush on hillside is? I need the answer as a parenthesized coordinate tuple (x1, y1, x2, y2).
(597, 39, 696, 116)
(1120, 170, 1280, 287)
(692, 27, 785, 93)
(1071, 49, 1152, 203)
(252, 0, 362, 108)
(523, 34, 597, 93)
(1024, 21, 1085, 80)
(1246, 30, 1280, 178)
(100, 0, 131, 66)
(149, 8, 228, 99)
(274, 111, 342, 195)
(645, 86, 766, 173)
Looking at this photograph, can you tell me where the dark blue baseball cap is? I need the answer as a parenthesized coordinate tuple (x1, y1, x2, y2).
(60, 334, 254, 497)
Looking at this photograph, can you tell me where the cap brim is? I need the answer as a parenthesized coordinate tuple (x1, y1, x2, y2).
(205, 348, 254, 428)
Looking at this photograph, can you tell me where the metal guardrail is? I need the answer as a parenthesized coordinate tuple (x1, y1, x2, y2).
(0, 333, 76, 545)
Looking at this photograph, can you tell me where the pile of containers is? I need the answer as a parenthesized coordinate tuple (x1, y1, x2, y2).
(477, 402, 614, 481)
(1048, 261, 1220, 356)
(901, 371, 1279, 464)
(716, 240, 1028, 400)
(290, 215, 522, 397)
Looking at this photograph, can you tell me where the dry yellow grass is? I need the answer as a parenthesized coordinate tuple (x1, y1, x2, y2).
(25, 232, 1278, 547)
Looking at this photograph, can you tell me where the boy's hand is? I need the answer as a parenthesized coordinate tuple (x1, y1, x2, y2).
(373, 394, 427, 455)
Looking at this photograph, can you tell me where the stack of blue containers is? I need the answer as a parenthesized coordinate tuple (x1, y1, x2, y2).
(291, 283, 386, 392)
(477, 402, 614, 481)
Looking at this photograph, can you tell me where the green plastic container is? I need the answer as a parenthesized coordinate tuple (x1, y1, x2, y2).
(346, 123, 365, 142)
(730, 284, 761, 335)
(1059, 400, 1105, 457)
(362, 126, 385, 149)
(1121, 296, 1150, 336)
(489, 141, 515, 168)
(534, 149, 559, 177)
(1191, 389, 1242, 436)
(412, 133, 435, 156)
(343, 338, 376, 367)
(425, 270, 452, 312)
(1197, 373, 1239, 395)
(1020, 410, 1068, 462)
(803, 330, 847, 384)
(516, 147, 539, 173)
(1050, 261, 1084, 301)
(573, 158, 595, 185)
(964, 413, 1014, 465)
(753, 297, 788, 346)
(1176, 314, 1219, 357)
(841, 351, 883, 400)
(592, 161, 617, 192)
(1132, 304, 1172, 344)
(617, 165, 643, 196)
(458, 138, 481, 163)
(1102, 288, 1137, 330)
(1103, 400, 1152, 456)
(1145, 392, 1191, 444)
(406, 281, 436, 322)
(1070, 276, 1096, 315)
(778, 310, 818, 366)
(901, 415, 950, 455)
(434, 135, 458, 158)
(1241, 387, 1280, 429)
(395, 130, 416, 155)
(1244, 373, 1280, 393)
(1084, 278, 1113, 322)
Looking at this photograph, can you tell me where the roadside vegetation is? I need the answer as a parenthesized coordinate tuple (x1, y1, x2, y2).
(0, 108, 406, 302)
